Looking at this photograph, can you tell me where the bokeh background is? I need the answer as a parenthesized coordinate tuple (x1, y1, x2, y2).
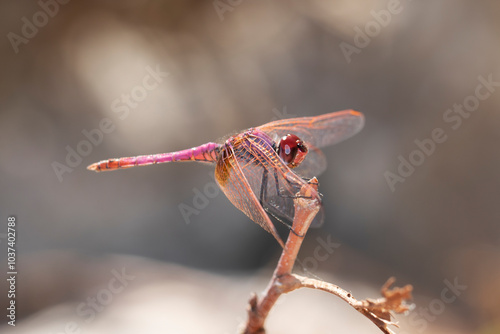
(1, 1, 499, 333)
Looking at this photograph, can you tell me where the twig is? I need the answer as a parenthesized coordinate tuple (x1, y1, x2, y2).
(244, 177, 321, 333)
(293, 275, 412, 334)
(242, 178, 413, 334)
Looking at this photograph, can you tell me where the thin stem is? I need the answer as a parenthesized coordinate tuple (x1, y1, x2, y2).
(244, 178, 321, 333)
(292, 275, 398, 334)
(242, 177, 412, 334)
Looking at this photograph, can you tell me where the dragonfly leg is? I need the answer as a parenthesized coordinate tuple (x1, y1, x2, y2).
(272, 170, 296, 199)
(272, 171, 315, 200)
(264, 207, 305, 238)
(259, 168, 268, 207)
(260, 169, 313, 237)
(268, 170, 307, 237)
(261, 170, 304, 236)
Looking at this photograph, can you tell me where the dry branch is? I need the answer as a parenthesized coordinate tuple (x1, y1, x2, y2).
(242, 178, 413, 334)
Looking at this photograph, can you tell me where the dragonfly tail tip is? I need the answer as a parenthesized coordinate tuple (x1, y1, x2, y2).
(86, 163, 100, 172)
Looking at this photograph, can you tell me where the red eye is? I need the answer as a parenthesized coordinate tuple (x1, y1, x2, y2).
(277, 134, 308, 168)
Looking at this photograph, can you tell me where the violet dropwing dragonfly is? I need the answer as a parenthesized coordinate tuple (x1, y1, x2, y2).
(88, 110, 364, 247)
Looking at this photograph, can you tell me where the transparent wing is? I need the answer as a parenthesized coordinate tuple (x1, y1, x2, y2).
(215, 142, 286, 247)
(258, 110, 365, 149)
(292, 144, 327, 178)
(215, 132, 323, 241)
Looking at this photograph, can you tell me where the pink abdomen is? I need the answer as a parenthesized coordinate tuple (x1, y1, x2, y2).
(87, 142, 220, 172)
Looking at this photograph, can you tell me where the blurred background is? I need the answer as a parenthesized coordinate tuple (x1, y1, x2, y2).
(1, 1, 499, 333)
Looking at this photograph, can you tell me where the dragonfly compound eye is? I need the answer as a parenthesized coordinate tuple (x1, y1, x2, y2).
(278, 134, 308, 168)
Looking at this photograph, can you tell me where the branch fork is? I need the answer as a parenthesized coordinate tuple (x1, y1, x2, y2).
(242, 177, 413, 334)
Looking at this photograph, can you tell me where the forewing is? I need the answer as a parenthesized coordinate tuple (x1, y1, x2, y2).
(223, 133, 322, 231)
(215, 142, 286, 247)
(292, 144, 327, 178)
(257, 110, 364, 149)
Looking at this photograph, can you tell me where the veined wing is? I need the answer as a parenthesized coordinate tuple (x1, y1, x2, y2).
(215, 138, 286, 247)
(291, 144, 327, 178)
(236, 131, 324, 228)
(257, 110, 364, 149)
(215, 131, 323, 246)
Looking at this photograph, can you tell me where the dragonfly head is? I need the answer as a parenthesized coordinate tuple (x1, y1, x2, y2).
(277, 134, 308, 169)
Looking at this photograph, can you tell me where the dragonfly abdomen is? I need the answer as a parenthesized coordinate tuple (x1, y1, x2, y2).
(87, 142, 220, 172)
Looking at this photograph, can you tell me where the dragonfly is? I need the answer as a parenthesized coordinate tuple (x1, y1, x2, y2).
(87, 110, 364, 247)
